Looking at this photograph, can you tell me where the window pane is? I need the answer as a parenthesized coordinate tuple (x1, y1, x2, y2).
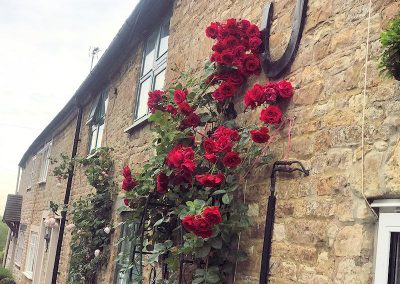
(388, 232, 400, 284)
(157, 19, 170, 58)
(136, 77, 152, 119)
(154, 69, 166, 91)
(89, 126, 98, 152)
(97, 123, 104, 149)
(142, 31, 158, 75)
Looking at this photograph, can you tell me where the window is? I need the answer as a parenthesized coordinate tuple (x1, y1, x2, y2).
(372, 199, 400, 283)
(15, 228, 25, 267)
(87, 92, 108, 153)
(27, 156, 37, 190)
(134, 15, 170, 121)
(38, 141, 52, 183)
(24, 231, 38, 278)
(114, 221, 141, 284)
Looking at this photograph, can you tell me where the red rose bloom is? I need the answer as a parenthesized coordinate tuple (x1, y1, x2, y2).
(166, 145, 195, 171)
(210, 52, 222, 64)
(204, 153, 217, 164)
(223, 151, 241, 167)
(221, 49, 234, 65)
(182, 215, 196, 231)
(244, 84, 265, 109)
(249, 37, 262, 52)
(247, 24, 260, 37)
(225, 18, 237, 31)
(264, 82, 278, 103)
(180, 112, 201, 129)
(195, 173, 224, 188)
(165, 104, 178, 116)
(202, 206, 223, 225)
(178, 101, 194, 115)
(233, 44, 246, 58)
(215, 136, 233, 152)
(241, 54, 261, 75)
(213, 126, 240, 141)
(147, 90, 166, 113)
(205, 22, 220, 39)
(123, 198, 131, 207)
(250, 127, 270, 143)
(277, 80, 294, 99)
(223, 35, 239, 48)
(192, 217, 213, 238)
(212, 89, 225, 102)
(212, 42, 225, 53)
(156, 172, 169, 194)
(221, 69, 245, 87)
(203, 138, 216, 153)
(174, 89, 188, 104)
(122, 165, 131, 178)
(219, 82, 236, 99)
(260, 105, 282, 124)
(122, 176, 138, 191)
(239, 19, 251, 30)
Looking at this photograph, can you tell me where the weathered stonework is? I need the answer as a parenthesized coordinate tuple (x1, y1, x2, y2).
(5, 0, 400, 283)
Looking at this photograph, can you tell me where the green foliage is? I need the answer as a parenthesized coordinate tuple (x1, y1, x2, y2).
(53, 148, 116, 284)
(0, 278, 16, 284)
(0, 268, 13, 281)
(379, 15, 400, 80)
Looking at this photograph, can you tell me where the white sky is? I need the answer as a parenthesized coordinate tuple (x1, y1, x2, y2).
(0, 0, 139, 213)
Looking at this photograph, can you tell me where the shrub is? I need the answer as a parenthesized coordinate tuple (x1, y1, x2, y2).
(0, 278, 16, 284)
(379, 15, 400, 80)
(0, 267, 12, 281)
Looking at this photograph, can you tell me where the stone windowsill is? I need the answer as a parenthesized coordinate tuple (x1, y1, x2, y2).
(124, 114, 150, 134)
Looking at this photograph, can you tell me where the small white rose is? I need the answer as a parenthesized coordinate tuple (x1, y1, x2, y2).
(103, 226, 111, 234)
(94, 249, 101, 257)
(49, 218, 56, 228)
(44, 218, 50, 227)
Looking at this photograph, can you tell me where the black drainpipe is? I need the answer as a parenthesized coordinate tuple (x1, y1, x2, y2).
(51, 104, 83, 284)
(259, 161, 309, 284)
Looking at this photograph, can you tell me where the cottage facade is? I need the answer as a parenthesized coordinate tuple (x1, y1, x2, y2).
(3, 0, 400, 283)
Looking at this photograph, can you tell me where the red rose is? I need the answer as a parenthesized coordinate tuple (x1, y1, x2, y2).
(204, 153, 217, 164)
(212, 89, 225, 102)
(249, 37, 262, 51)
(215, 136, 232, 153)
(174, 89, 188, 104)
(247, 24, 260, 38)
(223, 35, 239, 48)
(165, 104, 178, 116)
(202, 206, 222, 225)
(195, 173, 224, 188)
(171, 170, 193, 185)
(223, 151, 241, 167)
(182, 215, 196, 231)
(219, 82, 236, 99)
(244, 84, 265, 109)
(210, 52, 222, 64)
(277, 80, 294, 99)
(147, 90, 166, 113)
(192, 217, 213, 238)
(225, 18, 238, 31)
(222, 69, 245, 87)
(123, 199, 131, 207)
(241, 54, 261, 75)
(233, 45, 246, 58)
(250, 127, 270, 143)
(156, 172, 169, 194)
(178, 101, 194, 115)
(203, 138, 216, 153)
(260, 105, 282, 124)
(122, 176, 137, 191)
(180, 112, 201, 129)
(221, 49, 234, 65)
(213, 126, 240, 141)
(181, 159, 196, 173)
(212, 42, 225, 53)
(205, 22, 220, 39)
(239, 19, 251, 30)
(166, 146, 184, 168)
(264, 82, 278, 103)
(122, 165, 131, 178)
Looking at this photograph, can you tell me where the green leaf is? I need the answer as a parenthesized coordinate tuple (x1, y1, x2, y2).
(222, 193, 233, 204)
(195, 244, 211, 258)
(212, 189, 226, 195)
(209, 237, 222, 249)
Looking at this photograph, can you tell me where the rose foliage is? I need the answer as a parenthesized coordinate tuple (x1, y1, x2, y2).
(122, 19, 294, 283)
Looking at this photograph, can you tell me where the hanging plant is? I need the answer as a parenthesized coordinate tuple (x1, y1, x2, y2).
(52, 147, 116, 284)
(379, 15, 400, 80)
(121, 19, 295, 283)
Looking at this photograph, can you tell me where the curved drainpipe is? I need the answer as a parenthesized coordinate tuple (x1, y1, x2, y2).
(51, 104, 83, 284)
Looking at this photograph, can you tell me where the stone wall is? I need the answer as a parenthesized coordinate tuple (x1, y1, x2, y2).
(8, 0, 400, 283)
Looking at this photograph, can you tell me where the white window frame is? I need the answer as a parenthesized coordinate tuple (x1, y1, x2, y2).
(372, 199, 400, 283)
(38, 141, 52, 183)
(88, 92, 108, 154)
(24, 231, 39, 279)
(27, 156, 37, 190)
(14, 229, 25, 267)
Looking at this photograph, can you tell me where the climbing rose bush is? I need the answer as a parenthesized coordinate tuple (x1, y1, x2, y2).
(121, 18, 294, 283)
